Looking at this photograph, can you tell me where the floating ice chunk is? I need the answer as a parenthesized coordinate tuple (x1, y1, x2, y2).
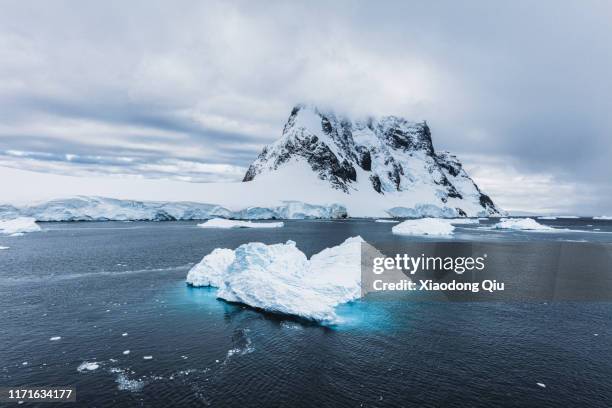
(186, 248, 235, 287)
(49, 336, 61, 341)
(0, 246, 8, 250)
(123, 350, 130, 355)
(392, 219, 455, 236)
(538, 216, 557, 220)
(187, 237, 364, 323)
(536, 382, 546, 388)
(374, 219, 399, 223)
(197, 218, 284, 229)
(143, 355, 153, 360)
(594, 215, 612, 220)
(77, 361, 100, 372)
(494, 218, 555, 231)
(558, 215, 579, 219)
(115, 372, 145, 392)
(121, 332, 128, 337)
(0, 217, 41, 235)
(22, 361, 28, 366)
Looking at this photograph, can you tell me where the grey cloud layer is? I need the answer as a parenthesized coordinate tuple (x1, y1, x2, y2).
(0, 0, 611, 213)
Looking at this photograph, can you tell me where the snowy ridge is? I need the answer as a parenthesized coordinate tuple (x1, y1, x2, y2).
(243, 105, 502, 217)
(0, 196, 347, 221)
(186, 237, 364, 323)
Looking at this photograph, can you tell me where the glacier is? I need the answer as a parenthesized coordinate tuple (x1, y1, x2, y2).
(0, 217, 41, 235)
(197, 218, 284, 229)
(186, 237, 363, 323)
(0, 196, 347, 222)
(392, 218, 455, 237)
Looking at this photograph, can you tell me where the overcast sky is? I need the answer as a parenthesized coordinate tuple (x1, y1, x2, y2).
(1, 0, 611, 214)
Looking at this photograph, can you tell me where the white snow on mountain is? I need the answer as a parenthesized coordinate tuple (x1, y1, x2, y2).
(243, 105, 502, 218)
(391, 218, 455, 236)
(493, 218, 555, 231)
(186, 237, 363, 323)
(0, 217, 41, 235)
(197, 218, 284, 229)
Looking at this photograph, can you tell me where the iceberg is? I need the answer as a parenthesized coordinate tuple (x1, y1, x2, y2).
(0, 196, 347, 221)
(493, 218, 555, 231)
(186, 237, 363, 323)
(197, 218, 284, 229)
(0, 217, 41, 235)
(594, 215, 612, 220)
(392, 218, 455, 236)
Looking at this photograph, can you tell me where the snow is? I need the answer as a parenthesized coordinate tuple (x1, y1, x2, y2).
(375, 219, 399, 223)
(494, 218, 555, 231)
(392, 219, 455, 236)
(0, 217, 41, 235)
(77, 362, 100, 372)
(594, 215, 612, 220)
(186, 236, 364, 323)
(197, 218, 283, 229)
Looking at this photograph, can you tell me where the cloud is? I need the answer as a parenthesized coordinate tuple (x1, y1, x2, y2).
(0, 0, 611, 212)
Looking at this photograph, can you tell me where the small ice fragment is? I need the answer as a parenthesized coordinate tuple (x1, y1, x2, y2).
(123, 350, 130, 355)
(181, 355, 188, 359)
(122, 332, 128, 337)
(22, 362, 28, 366)
(49, 336, 61, 341)
(0, 246, 9, 250)
(143, 355, 153, 360)
(594, 333, 599, 336)
(215, 359, 220, 363)
(77, 361, 100, 372)
(536, 382, 546, 388)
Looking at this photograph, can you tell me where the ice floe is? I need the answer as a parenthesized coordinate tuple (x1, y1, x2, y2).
(392, 218, 455, 236)
(538, 216, 557, 220)
(493, 218, 555, 231)
(49, 336, 61, 341)
(187, 237, 363, 323)
(374, 219, 399, 223)
(0, 217, 41, 235)
(0, 246, 8, 250)
(77, 361, 100, 372)
(197, 218, 284, 229)
(594, 215, 612, 220)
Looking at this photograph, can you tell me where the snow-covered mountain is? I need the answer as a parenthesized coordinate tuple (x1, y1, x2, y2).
(0, 105, 502, 220)
(243, 105, 501, 217)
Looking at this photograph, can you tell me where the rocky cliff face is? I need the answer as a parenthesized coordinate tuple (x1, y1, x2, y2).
(243, 105, 501, 217)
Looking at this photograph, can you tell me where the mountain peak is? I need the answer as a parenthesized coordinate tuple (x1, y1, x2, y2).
(243, 105, 501, 217)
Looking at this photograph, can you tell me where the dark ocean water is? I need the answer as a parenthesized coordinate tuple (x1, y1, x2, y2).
(1, 218, 612, 407)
